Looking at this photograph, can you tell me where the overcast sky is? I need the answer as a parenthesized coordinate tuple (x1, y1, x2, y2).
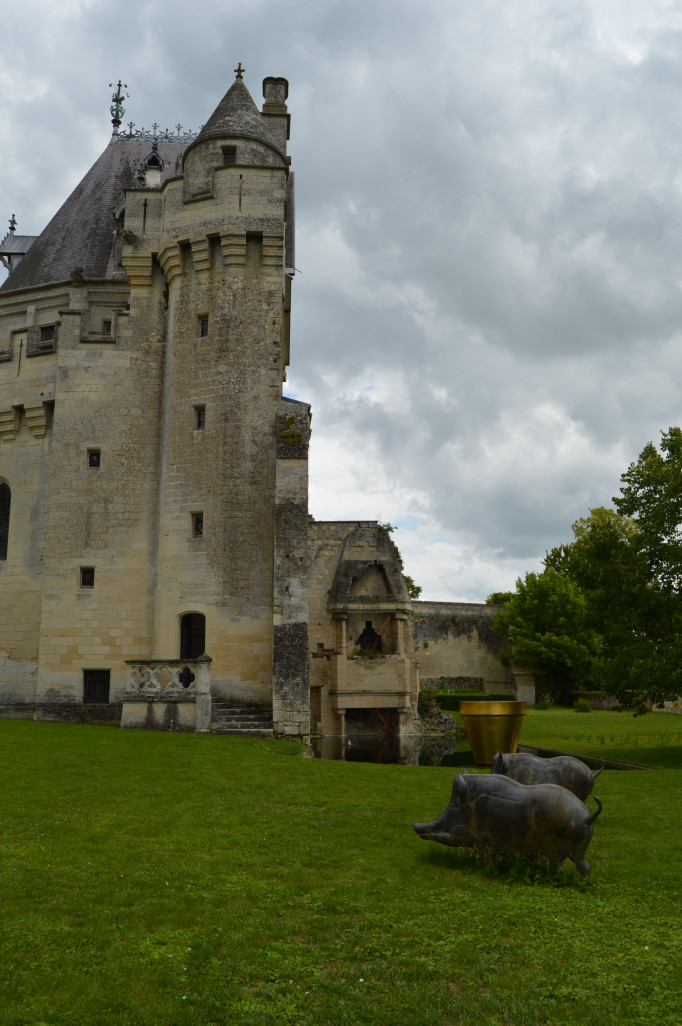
(3, 0, 682, 601)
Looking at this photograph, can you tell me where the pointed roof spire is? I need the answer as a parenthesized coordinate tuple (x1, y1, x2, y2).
(184, 72, 286, 163)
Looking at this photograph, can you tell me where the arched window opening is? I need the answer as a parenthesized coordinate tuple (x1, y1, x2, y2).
(0, 483, 10, 560)
(180, 612, 206, 659)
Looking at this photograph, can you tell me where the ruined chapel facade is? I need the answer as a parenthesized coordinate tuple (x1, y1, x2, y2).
(0, 73, 513, 737)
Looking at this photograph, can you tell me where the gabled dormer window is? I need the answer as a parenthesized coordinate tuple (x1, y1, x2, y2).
(139, 143, 165, 187)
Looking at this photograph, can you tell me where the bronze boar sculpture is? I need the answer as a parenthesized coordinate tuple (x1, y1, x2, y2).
(491, 751, 604, 801)
(413, 772, 602, 877)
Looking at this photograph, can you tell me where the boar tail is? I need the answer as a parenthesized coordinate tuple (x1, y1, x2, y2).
(592, 761, 605, 781)
(588, 794, 603, 823)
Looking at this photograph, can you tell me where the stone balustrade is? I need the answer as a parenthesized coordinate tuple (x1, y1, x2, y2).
(126, 659, 204, 697)
(123, 657, 212, 732)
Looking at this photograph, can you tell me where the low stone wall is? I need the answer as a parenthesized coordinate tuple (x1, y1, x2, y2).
(652, 698, 682, 714)
(120, 700, 197, 731)
(0, 704, 35, 720)
(420, 676, 485, 691)
(573, 691, 619, 711)
(414, 705, 463, 736)
(33, 703, 123, 725)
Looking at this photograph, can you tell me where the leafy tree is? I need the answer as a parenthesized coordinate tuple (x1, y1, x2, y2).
(485, 591, 515, 605)
(545, 507, 645, 632)
(492, 568, 601, 703)
(609, 428, 682, 710)
(545, 508, 656, 711)
(541, 428, 682, 712)
(404, 575, 422, 599)
(615, 426, 682, 592)
(490, 429, 682, 711)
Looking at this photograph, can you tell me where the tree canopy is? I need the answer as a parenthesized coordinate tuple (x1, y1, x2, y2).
(615, 426, 682, 593)
(495, 429, 682, 712)
(492, 568, 601, 703)
(486, 590, 515, 605)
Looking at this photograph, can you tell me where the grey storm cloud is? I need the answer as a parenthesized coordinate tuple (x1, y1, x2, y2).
(3, 0, 682, 599)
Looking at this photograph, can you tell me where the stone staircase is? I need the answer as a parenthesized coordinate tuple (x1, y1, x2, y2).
(210, 703, 274, 737)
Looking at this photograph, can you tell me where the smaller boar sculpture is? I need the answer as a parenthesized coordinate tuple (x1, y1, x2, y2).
(413, 772, 602, 877)
(491, 751, 604, 802)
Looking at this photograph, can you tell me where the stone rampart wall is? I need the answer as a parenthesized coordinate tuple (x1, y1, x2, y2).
(412, 601, 514, 692)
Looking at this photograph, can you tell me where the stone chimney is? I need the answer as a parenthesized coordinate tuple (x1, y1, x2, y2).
(262, 77, 290, 157)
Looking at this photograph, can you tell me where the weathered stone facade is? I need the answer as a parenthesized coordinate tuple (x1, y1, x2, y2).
(308, 522, 419, 734)
(412, 602, 515, 693)
(0, 72, 514, 736)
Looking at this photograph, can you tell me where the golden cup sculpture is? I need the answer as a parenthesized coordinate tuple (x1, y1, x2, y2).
(460, 700, 526, 766)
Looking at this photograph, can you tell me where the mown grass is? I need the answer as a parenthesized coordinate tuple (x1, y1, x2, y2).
(519, 707, 682, 768)
(1, 718, 681, 1025)
(447, 707, 682, 768)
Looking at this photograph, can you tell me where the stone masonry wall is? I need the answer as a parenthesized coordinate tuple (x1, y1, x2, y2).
(308, 521, 418, 734)
(412, 601, 514, 693)
(0, 78, 299, 724)
(34, 277, 163, 713)
(148, 156, 290, 706)
(0, 290, 57, 707)
(272, 399, 311, 735)
(308, 521, 373, 713)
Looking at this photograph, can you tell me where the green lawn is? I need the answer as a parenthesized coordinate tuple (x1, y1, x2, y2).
(1, 717, 681, 1025)
(518, 707, 682, 768)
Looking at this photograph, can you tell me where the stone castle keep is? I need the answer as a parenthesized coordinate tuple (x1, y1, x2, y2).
(0, 71, 514, 737)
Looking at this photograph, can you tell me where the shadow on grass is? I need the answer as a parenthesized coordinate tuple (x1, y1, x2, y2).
(417, 840, 592, 889)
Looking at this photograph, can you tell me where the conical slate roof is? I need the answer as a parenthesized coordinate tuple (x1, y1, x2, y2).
(0, 138, 186, 295)
(184, 78, 285, 163)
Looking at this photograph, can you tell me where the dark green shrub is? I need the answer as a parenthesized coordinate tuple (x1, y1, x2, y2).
(417, 688, 438, 716)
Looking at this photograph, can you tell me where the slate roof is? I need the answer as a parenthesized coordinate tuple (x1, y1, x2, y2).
(0, 234, 37, 256)
(184, 79, 285, 164)
(0, 138, 186, 295)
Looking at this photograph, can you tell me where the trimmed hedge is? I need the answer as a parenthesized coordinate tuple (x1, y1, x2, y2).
(419, 687, 517, 714)
(436, 692, 516, 712)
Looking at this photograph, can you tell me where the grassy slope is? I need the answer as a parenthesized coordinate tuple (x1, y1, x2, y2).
(1, 718, 681, 1026)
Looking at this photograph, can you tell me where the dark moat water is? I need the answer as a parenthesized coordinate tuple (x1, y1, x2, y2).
(310, 733, 474, 766)
(308, 735, 647, 769)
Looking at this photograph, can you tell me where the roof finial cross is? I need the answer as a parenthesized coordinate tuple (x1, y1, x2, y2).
(109, 80, 128, 134)
(9, 214, 17, 235)
(234, 62, 245, 81)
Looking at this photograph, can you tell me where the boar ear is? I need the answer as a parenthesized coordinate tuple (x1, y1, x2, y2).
(455, 773, 468, 802)
(491, 751, 501, 772)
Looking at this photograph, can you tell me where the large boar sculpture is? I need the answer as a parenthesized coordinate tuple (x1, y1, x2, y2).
(491, 751, 603, 802)
(413, 772, 602, 877)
